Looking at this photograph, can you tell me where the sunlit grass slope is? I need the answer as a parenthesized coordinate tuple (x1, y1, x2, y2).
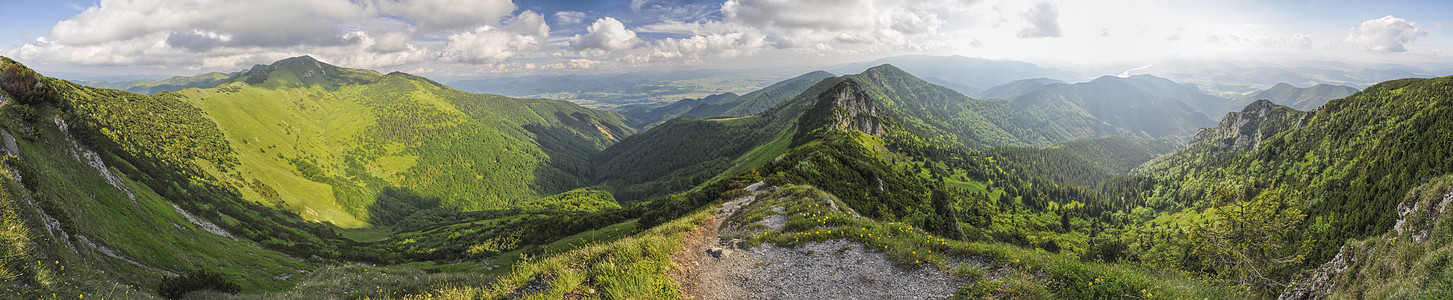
(175, 56, 634, 228)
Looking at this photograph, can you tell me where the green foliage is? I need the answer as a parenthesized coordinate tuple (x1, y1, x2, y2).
(1136, 76, 1453, 272)
(1285, 174, 1453, 299)
(745, 185, 1238, 299)
(1190, 188, 1308, 294)
(158, 269, 241, 298)
(519, 187, 621, 213)
(0, 166, 51, 287)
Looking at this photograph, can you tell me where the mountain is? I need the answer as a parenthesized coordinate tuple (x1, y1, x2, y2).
(830, 55, 1081, 91)
(0, 56, 355, 295)
(593, 75, 841, 201)
(619, 71, 833, 129)
(1119, 59, 1437, 98)
(717, 71, 835, 117)
(178, 56, 633, 227)
(977, 77, 1065, 99)
(620, 92, 740, 128)
(1225, 83, 1358, 111)
(1110, 74, 1230, 118)
(593, 63, 1203, 211)
(79, 71, 234, 94)
(1136, 100, 1314, 180)
(1129, 76, 1453, 294)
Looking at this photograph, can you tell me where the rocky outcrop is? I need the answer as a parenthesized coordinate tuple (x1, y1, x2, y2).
(815, 80, 885, 136)
(1393, 182, 1453, 244)
(1189, 100, 1313, 153)
(1277, 243, 1369, 300)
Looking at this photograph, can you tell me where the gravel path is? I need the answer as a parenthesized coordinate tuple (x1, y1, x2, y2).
(674, 183, 962, 300)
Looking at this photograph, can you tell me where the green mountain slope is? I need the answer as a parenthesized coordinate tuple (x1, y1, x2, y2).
(1136, 99, 1314, 179)
(1225, 83, 1359, 112)
(177, 56, 633, 227)
(0, 57, 357, 295)
(619, 70, 833, 129)
(595, 64, 1210, 202)
(717, 71, 835, 117)
(1281, 174, 1453, 299)
(593, 75, 844, 201)
(1125, 76, 1453, 294)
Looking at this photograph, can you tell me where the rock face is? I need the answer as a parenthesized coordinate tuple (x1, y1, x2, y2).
(1189, 100, 1313, 153)
(1277, 243, 1367, 300)
(1393, 184, 1452, 243)
(817, 80, 885, 137)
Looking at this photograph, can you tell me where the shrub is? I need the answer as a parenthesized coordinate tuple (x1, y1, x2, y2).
(158, 269, 241, 299)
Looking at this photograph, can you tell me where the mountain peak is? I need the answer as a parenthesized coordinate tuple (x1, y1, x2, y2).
(863, 64, 909, 77)
(1245, 99, 1278, 110)
(795, 79, 886, 143)
(1190, 99, 1309, 152)
(231, 55, 382, 88)
(274, 55, 320, 65)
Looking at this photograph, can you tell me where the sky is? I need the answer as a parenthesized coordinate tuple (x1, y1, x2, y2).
(2, 0, 1452, 79)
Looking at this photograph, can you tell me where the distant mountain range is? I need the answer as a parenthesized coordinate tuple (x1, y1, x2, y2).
(828, 55, 1083, 93)
(1225, 83, 1358, 112)
(77, 72, 236, 94)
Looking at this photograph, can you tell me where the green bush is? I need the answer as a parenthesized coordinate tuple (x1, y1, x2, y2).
(158, 269, 241, 299)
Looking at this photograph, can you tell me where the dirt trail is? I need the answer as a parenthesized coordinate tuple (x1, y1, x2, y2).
(672, 183, 961, 300)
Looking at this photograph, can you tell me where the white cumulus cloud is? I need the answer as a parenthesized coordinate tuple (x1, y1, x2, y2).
(1346, 15, 1425, 52)
(378, 0, 517, 33)
(570, 17, 641, 52)
(442, 10, 550, 64)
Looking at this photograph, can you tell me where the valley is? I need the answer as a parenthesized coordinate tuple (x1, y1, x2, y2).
(1, 49, 1450, 300)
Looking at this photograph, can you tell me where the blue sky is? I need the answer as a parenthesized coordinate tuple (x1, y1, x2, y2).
(3, 0, 1451, 78)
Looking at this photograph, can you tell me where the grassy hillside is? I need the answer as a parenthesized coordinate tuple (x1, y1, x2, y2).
(0, 55, 638, 297)
(174, 56, 633, 228)
(0, 58, 344, 298)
